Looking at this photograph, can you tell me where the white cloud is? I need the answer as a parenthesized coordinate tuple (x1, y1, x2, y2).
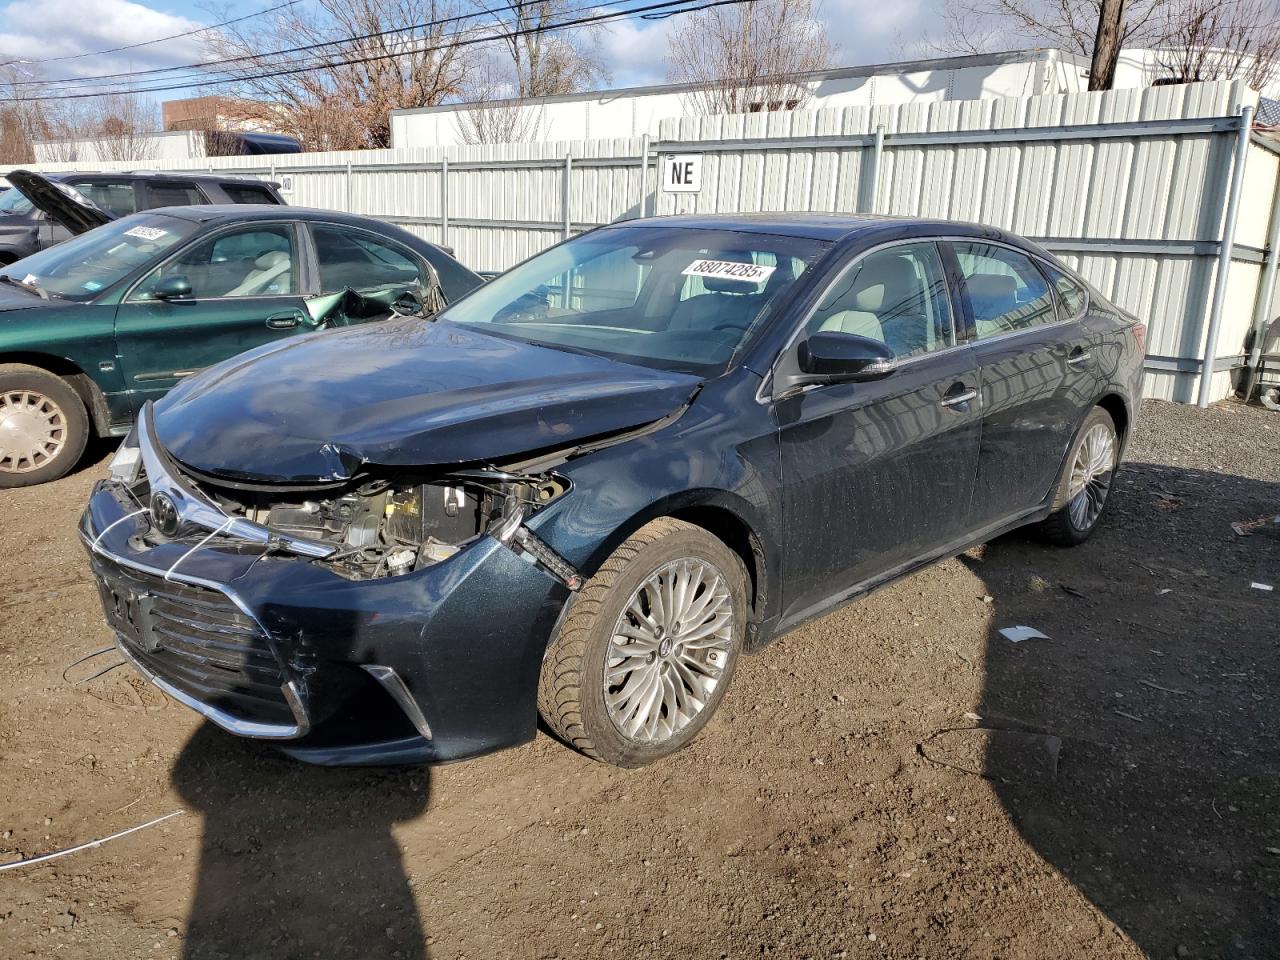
(597, 16, 680, 88)
(0, 0, 208, 81)
(599, 0, 946, 90)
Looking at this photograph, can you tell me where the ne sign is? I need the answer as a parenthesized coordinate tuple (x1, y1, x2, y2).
(662, 154, 702, 193)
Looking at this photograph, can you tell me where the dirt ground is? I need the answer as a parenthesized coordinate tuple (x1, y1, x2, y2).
(1, 399, 1277, 960)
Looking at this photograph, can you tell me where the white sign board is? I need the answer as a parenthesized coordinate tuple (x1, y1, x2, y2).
(662, 154, 702, 193)
(277, 174, 295, 194)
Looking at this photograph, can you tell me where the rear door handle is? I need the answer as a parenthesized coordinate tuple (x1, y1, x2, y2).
(265, 311, 303, 330)
(1067, 348, 1092, 366)
(940, 386, 978, 408)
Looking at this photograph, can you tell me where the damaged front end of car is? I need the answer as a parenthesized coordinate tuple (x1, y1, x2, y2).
(82, 403, 587, 764)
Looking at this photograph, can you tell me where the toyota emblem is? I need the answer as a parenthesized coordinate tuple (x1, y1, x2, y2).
(150, 492, 182, 537)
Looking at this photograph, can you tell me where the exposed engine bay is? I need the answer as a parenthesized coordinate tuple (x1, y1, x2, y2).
(121, 457, 574, 583)
(226, 472, 568, 579)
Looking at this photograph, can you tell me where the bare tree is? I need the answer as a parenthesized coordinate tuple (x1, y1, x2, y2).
(1091, 0, 1128, 90)
(936, 0, 1279, 91)
(936, 0, 1165, 60)
(204, 0, 478, 150)
(1152, 0, 1280, 91)
(0, 68, 157, 163)
(0, 66, 43, 164)
(486, 0, 610, 98)
(86, 95, 161, 162)
(666, 0, 833, 115)
(454, 57, 544, 144)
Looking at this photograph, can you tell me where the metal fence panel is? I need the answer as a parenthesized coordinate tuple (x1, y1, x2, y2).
(6, 81, 1279, 403)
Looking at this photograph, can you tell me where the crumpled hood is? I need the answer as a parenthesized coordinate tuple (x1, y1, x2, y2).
(154, 319, 702, 483)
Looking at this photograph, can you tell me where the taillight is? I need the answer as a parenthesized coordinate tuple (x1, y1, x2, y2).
(1132, 322, 1147, 356)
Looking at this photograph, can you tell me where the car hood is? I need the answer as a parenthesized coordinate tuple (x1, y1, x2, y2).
(155, 319, 703, 483)
(7, 170, 114, 235)
(0, 284, 58, 314)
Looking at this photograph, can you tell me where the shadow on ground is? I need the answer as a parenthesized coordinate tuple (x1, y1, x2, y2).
(948, 461, 1280, 959)
(173, 725, 430, 960)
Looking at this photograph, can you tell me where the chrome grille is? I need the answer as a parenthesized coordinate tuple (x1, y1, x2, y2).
(91, 555, 296, 726)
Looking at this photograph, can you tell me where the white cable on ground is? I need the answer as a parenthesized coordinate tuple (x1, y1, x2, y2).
(0, 810, 184, 873)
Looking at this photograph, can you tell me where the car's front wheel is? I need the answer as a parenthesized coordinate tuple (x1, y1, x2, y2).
(1039, 406, 1119, 545)
(0, 364, 89, 488)
(538, 517, 748, 767)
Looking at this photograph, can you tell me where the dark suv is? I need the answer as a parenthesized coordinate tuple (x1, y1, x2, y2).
(0, 171, 285, 263)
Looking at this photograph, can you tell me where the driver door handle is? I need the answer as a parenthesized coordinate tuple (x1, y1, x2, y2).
(940, 385, 978, 408)
(265, 310, 303, 330)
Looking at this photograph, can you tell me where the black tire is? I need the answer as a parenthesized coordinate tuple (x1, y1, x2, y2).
(0, 363, 90, 488)
(537, 517, 749, 767)
(1038, 406, 1119, 546)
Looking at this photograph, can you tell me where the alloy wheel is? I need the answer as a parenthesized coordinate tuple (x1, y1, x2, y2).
(604, 557, 735, 743)
(1067, 422, 1116, 532)
(0, 389, 67, 474)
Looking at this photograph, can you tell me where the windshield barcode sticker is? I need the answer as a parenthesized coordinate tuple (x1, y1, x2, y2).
(124, 226, 168, 241)
(681, 259, 775, 283)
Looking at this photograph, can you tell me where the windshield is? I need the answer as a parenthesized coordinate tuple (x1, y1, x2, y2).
(0, 213, 198, 301)
(0, 186, 34, 216)
(437, 225, 831, 375)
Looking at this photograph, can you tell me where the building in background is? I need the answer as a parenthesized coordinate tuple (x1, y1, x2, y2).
(391, 50, 1084, 149)
(161, 95, 280, 134)
(391, 47, 1280, 150)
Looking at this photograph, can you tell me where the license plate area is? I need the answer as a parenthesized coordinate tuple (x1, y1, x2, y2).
(97, 579, 157, 652)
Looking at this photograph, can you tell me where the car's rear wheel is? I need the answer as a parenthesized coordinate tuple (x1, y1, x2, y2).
(1039, 406, 1119, 546)
(538, 517, 748, 767)
(0, 364, 89, 488)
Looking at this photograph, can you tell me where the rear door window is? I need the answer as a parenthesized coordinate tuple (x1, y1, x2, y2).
(951, 242, 1056, 339)
(1045, 267, 1089, 319)
(221, 183, 280, 204)
(313, 225, 424, 295)
(142, 180, 208, 209)
(67, 179, 138, 216)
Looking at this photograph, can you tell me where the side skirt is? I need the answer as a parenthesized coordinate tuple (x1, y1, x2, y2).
(768, 503, 1050, 642)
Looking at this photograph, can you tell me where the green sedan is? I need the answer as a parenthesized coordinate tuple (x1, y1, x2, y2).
(0, 204, 481, 487)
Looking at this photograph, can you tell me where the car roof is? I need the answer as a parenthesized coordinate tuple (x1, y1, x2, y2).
(616, 212, 1047, 253)
(145, 204, 377, 224)
(50, 171, 275, 187)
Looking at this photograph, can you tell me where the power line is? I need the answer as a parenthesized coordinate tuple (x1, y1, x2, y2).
(10, 0, 553, 91)
(6, 0, 565, 93)
(0, 0, 304, 70)
(9, 0, 742, 102)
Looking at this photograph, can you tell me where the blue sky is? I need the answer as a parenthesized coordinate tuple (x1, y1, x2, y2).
(0, 0, 942, 101)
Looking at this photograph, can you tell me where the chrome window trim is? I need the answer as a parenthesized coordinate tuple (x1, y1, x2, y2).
(756, 234, 1089, 405)
(1042, 265, 1091, 323)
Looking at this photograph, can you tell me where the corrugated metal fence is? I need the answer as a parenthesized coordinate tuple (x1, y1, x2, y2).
(11, 80, 1280, 403)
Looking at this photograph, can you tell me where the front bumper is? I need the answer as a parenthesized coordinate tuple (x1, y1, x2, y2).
(81, 480, 571, 765)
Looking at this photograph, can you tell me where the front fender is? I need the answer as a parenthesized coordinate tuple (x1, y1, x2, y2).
(524, 371, 783, 623)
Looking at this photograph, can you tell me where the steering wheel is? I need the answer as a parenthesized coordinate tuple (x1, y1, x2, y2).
(712, 322, 747, 332)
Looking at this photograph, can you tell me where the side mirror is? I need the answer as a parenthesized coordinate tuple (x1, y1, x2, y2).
(391, 289, 426, 318)
(153, 275, 193, 301)
(800, 332, 897, 380)
(783, 332, 897, 393)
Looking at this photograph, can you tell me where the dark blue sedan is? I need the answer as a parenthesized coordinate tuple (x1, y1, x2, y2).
(81, 214, 1146, 767)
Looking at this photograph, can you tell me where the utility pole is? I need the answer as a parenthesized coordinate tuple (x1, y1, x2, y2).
(1089, 0, 1126, 90)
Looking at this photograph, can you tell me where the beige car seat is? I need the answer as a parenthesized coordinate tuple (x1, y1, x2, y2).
(819, 256, 922, 345)
(226, 250, 292, 297)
